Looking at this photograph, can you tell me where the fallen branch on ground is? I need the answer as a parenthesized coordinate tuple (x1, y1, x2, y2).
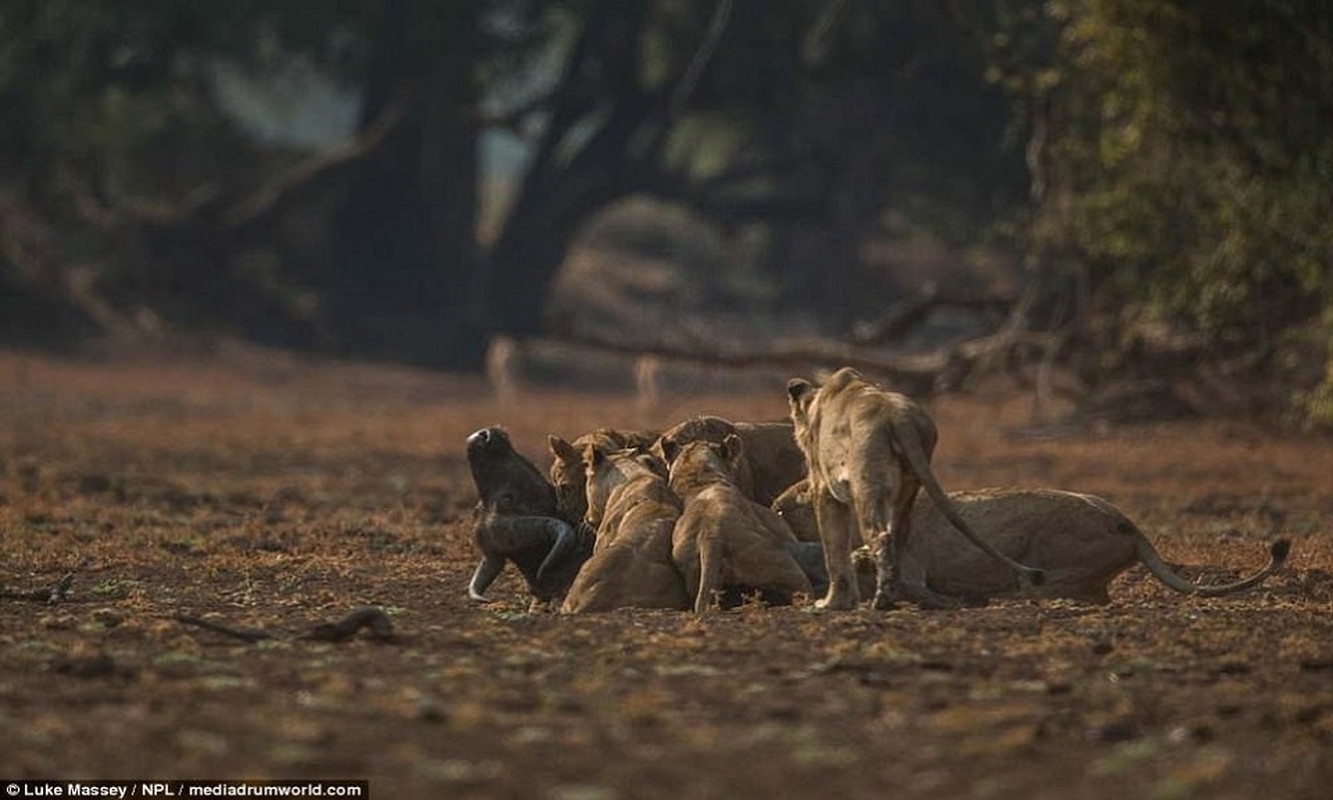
(850, 284, 1012, 346)
(171, 606, 398, 644)
(542, 325, 1065, 398)
(1, 572, 75, 605)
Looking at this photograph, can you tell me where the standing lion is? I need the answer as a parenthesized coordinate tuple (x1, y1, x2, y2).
(786, 367, 1044, 610)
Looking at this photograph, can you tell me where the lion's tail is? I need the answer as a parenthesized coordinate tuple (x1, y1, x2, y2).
(1135, 530, 1290, 596)
(894, 422, 1047, 587)
(695, 534, 724, 615)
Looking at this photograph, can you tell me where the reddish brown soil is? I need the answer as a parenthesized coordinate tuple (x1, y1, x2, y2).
(2, 348, 1331, 799)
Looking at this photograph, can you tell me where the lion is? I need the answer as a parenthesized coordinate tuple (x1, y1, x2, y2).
(464, 426, 592, 610)
(770, 479, 822, 543)
(664, 435, 812, 614)
(548, 427, 660, 523)
(774, 482, 1290, 604)
(787, 367, 1044, 610)
(653, 415, 806, 506)
(557, 446, 690, 613)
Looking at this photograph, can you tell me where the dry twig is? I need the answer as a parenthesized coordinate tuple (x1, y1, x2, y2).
(171, 606, 398, 645)
(1, 572, 76, 605)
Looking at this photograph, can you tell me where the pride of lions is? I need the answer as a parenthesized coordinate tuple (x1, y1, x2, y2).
(466, 367, 1290, 614)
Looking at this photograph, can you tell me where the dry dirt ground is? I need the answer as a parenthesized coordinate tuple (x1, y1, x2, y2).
(2, 346, 1331, 799)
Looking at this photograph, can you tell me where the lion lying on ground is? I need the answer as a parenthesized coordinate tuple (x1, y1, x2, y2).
(464, 427, 592, 610)
(772, 482, 1290, 603)
(653, 415, 806, 507)
(557, 446, 689, 613)
(548, 427, 659, 523)
(787, 367, 1044, 610)
(665, 436, 812, 614)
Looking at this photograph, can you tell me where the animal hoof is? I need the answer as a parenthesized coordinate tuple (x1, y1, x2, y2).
(895, 582, 961, 611)
(815, 595, 857, 611)
(871, 591, 901, 611)
(915, 595, 962, 611)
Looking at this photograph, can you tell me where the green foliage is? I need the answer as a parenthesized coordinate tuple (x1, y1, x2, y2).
(1019, 0, 1333, 417)
(0, 0, 530, 202)
(1056, 0, 1333, 326)
(1296, 363, 1333, 428)
(0, 2, 278, 203)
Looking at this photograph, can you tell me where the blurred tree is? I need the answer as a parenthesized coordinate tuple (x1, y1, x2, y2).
(1, 0, 1031, 365)
(321, 0, 486, 362)
(949, 0, 1333, 422)
(481, 0, 1028, 336)
(0, 0, 539, 361)
(4, 0, 1325, 420)
(1060, 0, 1333, 339)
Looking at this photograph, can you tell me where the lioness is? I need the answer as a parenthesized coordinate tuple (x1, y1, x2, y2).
(653, 415, 806, 506)
(665, 435, 812, 614)
(465, 426, 591, 609)
(548, 427, 659, 523)
(774, 483, 1290, 604)
(559, 447, 689, 613)
(787, 367, 1044, 610)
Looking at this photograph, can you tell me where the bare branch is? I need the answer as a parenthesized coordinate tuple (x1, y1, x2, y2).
(470, 88, 559, 134)
(534, 322, 1064, 399)
(171, 614, 273, 643)
(172, 606, 398, 645)
(668, 0, 734, 119)
(543, 331, 952, 396)
(300, 607, 397, 643)
(628, 0, 735, 160)
(850, 284, 1013, 346)
(0, 572, 75, 604)
(802, 0, 851, 65)
(637, 176, 825, 222)
(219, 98, 405, 231)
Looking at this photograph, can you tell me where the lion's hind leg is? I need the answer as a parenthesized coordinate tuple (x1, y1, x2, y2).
(869, 480, 959, 611)
(814, 490, 859, 610)
(854, 488, 899, 610)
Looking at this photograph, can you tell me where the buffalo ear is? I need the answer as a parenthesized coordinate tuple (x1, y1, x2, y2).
(787, 378, 813, 403)
(720, 433, 743, 463)
(659, 436, 681, 465)
(548, 435, 580, 462)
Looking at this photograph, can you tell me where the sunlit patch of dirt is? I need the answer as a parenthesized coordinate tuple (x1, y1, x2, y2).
(2, 347, 1331, 798)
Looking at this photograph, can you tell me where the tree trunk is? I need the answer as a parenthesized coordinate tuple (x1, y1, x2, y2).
(772, 79, 883, 331)
(476, 3, 652, 338)
(326, 0, 484, 368)
(481, 152, 639, 337)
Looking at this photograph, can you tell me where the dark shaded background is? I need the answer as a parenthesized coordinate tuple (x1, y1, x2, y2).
(2, 0, 1330, 423)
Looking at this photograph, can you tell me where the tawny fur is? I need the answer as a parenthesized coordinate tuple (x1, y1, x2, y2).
(773, 483, 1289, 603)
(653, 415, 806, 506)
(666, 436, 812, 615)
(786, 367, 1044, 610)
(548, 427, 659, 524)
(560, 447, 689, 613)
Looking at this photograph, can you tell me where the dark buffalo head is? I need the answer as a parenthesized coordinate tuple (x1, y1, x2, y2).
(464, 426, 591, 608)
(466, 426, 558, 517)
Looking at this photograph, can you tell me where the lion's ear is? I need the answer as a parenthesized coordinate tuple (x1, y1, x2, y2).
(787, 378, 813, 404)
(825, 366, 862, 390)
(582, 442, 606, 468)
(549, 435, 580, 462)
(659, 437, 681, 464)
(720, 433, 744, 463)
(637, 453, 668, 479)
